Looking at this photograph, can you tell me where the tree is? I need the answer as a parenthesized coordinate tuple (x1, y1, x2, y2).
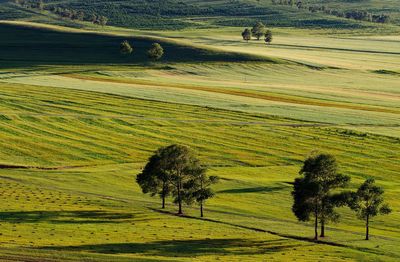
(185, 171, 219, 217)
(264, 30, 273, 45)
(90, 13, 97, 23)
(147, 43, 164, 61)
(292, 152, 350, 240)
(37, 0, 44, 10)
(120, 40, 133, 55)
(349, 178, 391, 240)
(251, 22, 266, 40)
(241, 28, 251, 42)
(136, 152, 172, 209)
(98, 16, 108, 27)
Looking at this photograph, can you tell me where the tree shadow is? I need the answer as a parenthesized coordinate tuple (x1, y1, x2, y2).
(0, 210, 139, 224)
(218, 185, 286, 194)
(41, 238, 298, 256)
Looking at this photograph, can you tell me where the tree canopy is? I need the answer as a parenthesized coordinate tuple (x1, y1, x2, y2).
(264, 30, 273, 45)
(251, 22, 266, 40)
(147, 43, 164, 61)
(120, 40, 133, 55)
(241, 28, 251, 42)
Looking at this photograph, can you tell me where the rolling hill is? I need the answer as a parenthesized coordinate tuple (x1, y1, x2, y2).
(1, 0, 400, 30)
(0, 1, 399, 261)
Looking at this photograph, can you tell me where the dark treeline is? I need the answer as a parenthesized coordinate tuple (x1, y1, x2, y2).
(271, 0, 391, 24)
(13, 0, 108, 26)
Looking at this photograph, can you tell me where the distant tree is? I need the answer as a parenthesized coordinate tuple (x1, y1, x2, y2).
(136, 152, 172, 209)
(147, 43, 164, 61)
(185, 170, 219, 217)
(349, 178, 392, 240)
(292, 152, 350, 240)
(90, 13, 97, 23)
(251, 22, 266, 40)
(98, 16, 108, 26)
(241, 28, 251, 42)
(37, 0, 44, 10)
(120, 40, 133, 55)
(296, 1, 303, 9)
(264, 30, 273, 45)
(76, 11, 85, 21)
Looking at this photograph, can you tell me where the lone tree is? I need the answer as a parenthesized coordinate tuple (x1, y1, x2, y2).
(251, 22, 266, 40)
(120, 40, 133, 55)
(349, 178, 391, 240)
(292, 152, 350, 240)
(136, 152, 172, 209)
(147, 43, 164, 61)
(185, 171, 219, 217)
(264, 30, 273, 45)
(241, 28, 251, 42)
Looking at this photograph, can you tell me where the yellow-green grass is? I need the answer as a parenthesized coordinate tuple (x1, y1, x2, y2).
(1, 23, 399, 138)
(2, 62, 399, 136)
(0, 21, 399, 261)
(0, 82, 399, 261)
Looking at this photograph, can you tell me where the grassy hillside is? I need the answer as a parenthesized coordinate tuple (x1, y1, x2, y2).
(0, 80, 399, 261)
(0, 22, 272, 67)
(1, 0, 400, 30)
(1, 23, 398, 135)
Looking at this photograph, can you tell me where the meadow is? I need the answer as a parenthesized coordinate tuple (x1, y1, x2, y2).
(0, 16, 399, 262)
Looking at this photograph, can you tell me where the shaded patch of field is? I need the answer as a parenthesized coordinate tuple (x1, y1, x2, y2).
(0, 22, 273, 68)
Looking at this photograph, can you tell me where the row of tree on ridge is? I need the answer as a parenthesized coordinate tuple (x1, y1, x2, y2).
(136, 144, 392, 241)
(271, 0, 391, 24)
(14, 0, 109, 26)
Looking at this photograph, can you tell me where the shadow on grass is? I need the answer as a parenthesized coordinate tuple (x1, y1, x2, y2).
(41, 238, 298, 256)
(218, 185, 286, 194)
(0, 210, 138, 224)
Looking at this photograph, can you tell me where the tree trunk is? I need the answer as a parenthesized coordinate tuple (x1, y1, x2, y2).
(366, 215, 369, 240)
(162, 196, 165, 209)
(320, 220, 325, 237)
(314, 209, 318, 241)
(178, 200, 182, 215)
(200, 201, 204, 218)
(177, 182, 182, 215)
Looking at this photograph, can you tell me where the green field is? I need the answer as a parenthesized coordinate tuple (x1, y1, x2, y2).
(0, 7, 399, 262)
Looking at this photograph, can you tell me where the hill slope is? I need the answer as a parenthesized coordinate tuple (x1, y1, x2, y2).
(1, 0, 400, 30)
(0, 22, 275, 67)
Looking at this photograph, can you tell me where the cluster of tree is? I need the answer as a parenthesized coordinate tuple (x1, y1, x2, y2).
(13, 0, 43, 10)
(241, 22, 273, 45)
(271, 0, 391, 24)
(292, 152, 391, 241)
(13, 0, 108, 26)
(120, 41, 165, 61)
(51, 7, 108, 26)
(136, 145, 219, 217)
